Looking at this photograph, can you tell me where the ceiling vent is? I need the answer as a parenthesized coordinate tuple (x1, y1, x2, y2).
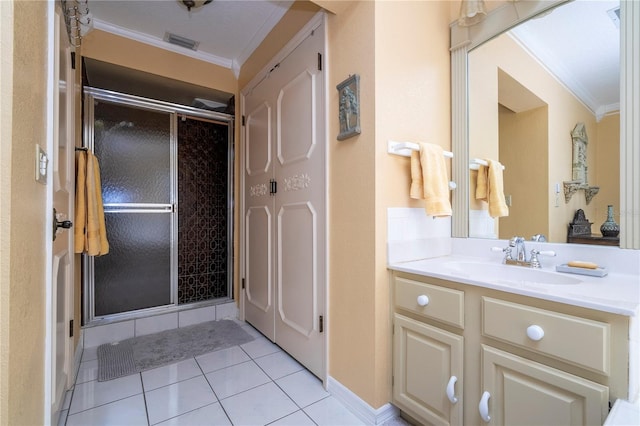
(163, 32, 200, 50)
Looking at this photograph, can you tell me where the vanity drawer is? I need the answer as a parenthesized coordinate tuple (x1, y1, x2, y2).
(395, 277, 464, 328)
(482, 297, 610, 374)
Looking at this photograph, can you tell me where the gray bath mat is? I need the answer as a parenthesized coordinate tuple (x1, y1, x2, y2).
(97, 319, 254, 381)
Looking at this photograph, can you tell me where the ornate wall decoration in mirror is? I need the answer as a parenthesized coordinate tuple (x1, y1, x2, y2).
(563, 123, 599, 204)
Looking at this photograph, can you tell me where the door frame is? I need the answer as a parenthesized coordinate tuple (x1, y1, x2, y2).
(239, 11, 328, 382)
(44, 2, 76, 423)
(81, 88, 235, 326)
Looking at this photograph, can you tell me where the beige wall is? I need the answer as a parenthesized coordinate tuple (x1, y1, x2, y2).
(0, 4, 12, 424)
(499, 105, 549, 239)
(81, 30, 237, 95)
(469, 33, 618, 242)
(0, 1, 49, 424)
(326, 1, 377, 405)
(327, 1, 452, 408)
(374, 0, 452, 405)
(0, 2, 13, 426)
(595, 113, 621, 228)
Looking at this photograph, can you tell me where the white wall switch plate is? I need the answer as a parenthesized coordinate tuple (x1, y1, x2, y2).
(35, 144, 48, 184)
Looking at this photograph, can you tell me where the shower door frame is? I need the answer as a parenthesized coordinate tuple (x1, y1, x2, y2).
(82, 87, 235, 326)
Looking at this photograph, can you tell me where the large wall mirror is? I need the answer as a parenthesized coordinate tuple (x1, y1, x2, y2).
(451, 0, 640, 249)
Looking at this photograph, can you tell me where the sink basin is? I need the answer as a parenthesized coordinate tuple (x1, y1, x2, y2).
(443, 262, 582, 285)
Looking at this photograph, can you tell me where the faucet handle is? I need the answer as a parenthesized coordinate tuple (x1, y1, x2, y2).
(491, 246, 513, 261)
(529, 249, 556, 268)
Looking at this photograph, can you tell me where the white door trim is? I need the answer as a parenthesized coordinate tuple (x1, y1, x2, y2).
(44, 1, 56, 423)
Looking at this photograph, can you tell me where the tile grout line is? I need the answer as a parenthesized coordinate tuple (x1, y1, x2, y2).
(232, 343, 322, 425)
(193, 354, 235, 425)
(139, 373, 151, 426)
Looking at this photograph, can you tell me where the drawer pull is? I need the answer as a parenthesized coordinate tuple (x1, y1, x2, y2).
(526, 324, 545, 341)
(479, 391, 491, 422)
(417, 295, 430, 306)
(446, 375, 458, 404)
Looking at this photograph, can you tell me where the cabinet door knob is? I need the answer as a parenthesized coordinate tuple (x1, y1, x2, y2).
(526, 324, 545, 341)
(417, 295, 429, 306)
(446, 375, 458, 404)
(479, 391, 491, 422)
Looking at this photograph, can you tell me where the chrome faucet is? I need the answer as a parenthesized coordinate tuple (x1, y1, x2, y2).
(510, 236, 527, 262)
(492, 237, 557, 268)
(531, 234, 547, 242)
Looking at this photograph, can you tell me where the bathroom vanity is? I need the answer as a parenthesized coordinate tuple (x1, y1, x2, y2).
(389, 256, 638, 426)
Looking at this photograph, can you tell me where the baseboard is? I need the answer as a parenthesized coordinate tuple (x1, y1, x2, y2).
(71, 336, 83, 385)
(327, 376, 399, 425)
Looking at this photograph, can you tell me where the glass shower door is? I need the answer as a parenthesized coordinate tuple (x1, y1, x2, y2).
(89, 99, 176, 318)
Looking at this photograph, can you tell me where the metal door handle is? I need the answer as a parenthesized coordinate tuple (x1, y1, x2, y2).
(53, 208, 73, 241)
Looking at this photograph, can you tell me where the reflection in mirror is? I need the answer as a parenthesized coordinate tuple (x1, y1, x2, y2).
(467, 0, 620, 244)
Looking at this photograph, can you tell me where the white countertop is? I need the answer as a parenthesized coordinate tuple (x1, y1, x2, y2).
(604, 399, 640, 425)
(389, 254, 640, 317)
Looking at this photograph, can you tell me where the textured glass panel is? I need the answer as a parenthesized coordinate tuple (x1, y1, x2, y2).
(94, 101, 171, 204)
(177, 118, 230, 304)
(94, 213, 172, 316)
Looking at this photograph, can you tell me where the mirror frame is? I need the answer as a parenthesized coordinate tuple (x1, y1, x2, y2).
(450, 0, 640, 249)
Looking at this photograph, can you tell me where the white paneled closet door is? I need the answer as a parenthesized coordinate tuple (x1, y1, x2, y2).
(243, 19, 326, 378)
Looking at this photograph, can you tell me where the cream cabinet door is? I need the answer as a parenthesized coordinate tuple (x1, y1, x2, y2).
(480, 345, 609, 426)
(393, 314, 463, 425)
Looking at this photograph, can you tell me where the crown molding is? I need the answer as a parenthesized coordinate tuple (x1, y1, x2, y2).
(93, 19, 233, 70)
(234, 1, 293, 72)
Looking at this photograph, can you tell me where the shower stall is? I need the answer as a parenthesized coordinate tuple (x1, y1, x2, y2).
(82, 88, 234, 325)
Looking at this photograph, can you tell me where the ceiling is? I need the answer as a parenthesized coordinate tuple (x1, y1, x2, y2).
(84, 0, 620, 117)
(84, 0, 294, 108)
(89, 0, 293, 74)
(509, 0, 620, 118)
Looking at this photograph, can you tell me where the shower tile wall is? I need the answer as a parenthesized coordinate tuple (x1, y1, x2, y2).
(178, 119, 229, 304)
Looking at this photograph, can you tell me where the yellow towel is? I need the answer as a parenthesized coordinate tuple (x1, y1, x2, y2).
(75, 151, 109, 256)
(476, 159, 509, 218)
(74, 152, 87, 251)
(410, 142, 452, 217)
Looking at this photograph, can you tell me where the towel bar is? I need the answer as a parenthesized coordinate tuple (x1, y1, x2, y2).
(388, 140, 456, 190)
(470, 158, 505, 170)
(387, 140, 453, 158)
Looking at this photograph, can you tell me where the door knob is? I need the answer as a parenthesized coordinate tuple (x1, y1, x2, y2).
(417, 295, 430, 306)
(526, 325, 545, 341)
(53, 208, 73, 241)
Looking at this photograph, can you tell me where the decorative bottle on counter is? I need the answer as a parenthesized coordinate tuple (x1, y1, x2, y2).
(600, 205, 620, 238)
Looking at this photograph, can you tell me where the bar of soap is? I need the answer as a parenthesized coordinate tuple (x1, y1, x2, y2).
(567, 260, 598, 269)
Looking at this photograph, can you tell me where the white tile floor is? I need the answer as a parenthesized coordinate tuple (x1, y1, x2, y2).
(58, 321, 397, 426)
